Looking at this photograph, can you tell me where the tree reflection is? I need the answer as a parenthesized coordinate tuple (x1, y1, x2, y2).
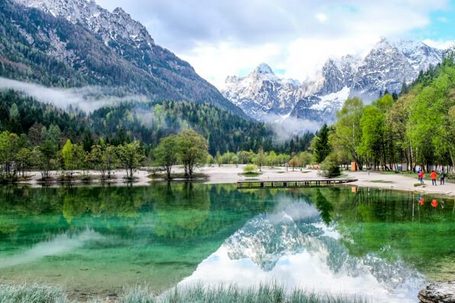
(314, 189, 334, 225)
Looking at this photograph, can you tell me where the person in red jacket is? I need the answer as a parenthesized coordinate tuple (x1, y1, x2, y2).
(418, 170, 424, 184)
(430, 170, 438, 186)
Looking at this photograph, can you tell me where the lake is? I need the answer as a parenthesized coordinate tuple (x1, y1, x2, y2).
(0, 184, 454, 302)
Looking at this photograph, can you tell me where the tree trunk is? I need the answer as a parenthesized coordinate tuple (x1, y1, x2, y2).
(188, 164, 193, 179)
(166, 165, 172, 180)
(184, 165, 189, 179)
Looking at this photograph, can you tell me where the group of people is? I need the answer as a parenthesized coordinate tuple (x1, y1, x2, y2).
(417, 169, 447, 186)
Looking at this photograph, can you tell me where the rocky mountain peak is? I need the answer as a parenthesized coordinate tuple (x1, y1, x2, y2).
(112, 6, 127, 15)
(14, 0, 155, 48)
(5, 0, 244, 115)
(252, 63, 275, 75)
(223, 37, 445, 125)
(374, 36, 394, 50)
(222, 63, 304, 119)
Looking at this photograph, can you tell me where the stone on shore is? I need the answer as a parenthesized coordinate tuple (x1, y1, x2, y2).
(419, 281, 455, 303)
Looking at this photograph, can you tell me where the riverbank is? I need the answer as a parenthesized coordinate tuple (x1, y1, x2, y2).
(8, 165, 455, 197)
(0, 283, 367, 303)
(203, 166, 455, 197)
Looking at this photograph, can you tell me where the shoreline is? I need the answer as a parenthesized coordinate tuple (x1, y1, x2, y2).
(4, 165, 455, 197)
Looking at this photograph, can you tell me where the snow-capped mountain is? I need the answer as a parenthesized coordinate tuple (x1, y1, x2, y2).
(350, 38, 443, 100)
(223, 38, 444, 124)
(14, 0, 156, 58)
(2, 0, 244, 116)
(222, 64, 310, 120)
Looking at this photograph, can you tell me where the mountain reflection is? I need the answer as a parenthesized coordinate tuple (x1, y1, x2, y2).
(0, 185, 453, 296)
(180, 197, 425, 303)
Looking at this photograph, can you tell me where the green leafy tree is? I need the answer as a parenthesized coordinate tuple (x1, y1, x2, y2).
(386, 94, 413, 170)
(61, 139, 75, 172)
(0, 131, 19, 179)
(215, 151, 222, 167)
(16, 147, 32, 177)
(154, 135, 179, 180)
(288, 154, 301, 171)
(358, 105, 385, 168)
(103, 145, 118, 178)
(266, 151, 278, 167)
(117, 141, 145, 179)
(254, 147, 266, 171)
(176, 129, 208, 179)
(87, 144, 103, 171)
(61, 139, 85, 177)
(39, 125, 61, 178)
(330, 98, 364, 169)
(298, 151, 313, 168)
(238, 150, 254, 164)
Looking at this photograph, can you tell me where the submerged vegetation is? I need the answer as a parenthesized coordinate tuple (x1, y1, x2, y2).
(0, 284, 367, 303)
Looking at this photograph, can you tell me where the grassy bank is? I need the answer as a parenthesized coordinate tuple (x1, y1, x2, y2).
(0, 284, 69, 303)
(0, 284, 367, 303)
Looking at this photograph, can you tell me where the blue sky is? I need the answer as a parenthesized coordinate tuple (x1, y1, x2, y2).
(97, 0, 455, 87)
(411, 4, 455, 47)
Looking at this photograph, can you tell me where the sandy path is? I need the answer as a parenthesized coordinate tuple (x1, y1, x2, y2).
(13, 165, 455, 197)
(200, 166, 455, 197)
(345, 171, 455, 197)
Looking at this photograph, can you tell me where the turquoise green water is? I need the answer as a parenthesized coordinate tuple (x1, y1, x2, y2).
(0, 184, 454, 301)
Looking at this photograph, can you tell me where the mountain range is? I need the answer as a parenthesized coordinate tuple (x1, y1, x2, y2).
(0, 0, 448, 130)
(0, 0, 245, 116)
(222, 39, 445, 123)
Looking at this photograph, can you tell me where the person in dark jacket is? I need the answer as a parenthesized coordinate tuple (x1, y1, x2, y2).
(440, 169, 446, 185)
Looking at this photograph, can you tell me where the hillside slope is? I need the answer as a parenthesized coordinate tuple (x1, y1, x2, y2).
(0, 0, 244, 116)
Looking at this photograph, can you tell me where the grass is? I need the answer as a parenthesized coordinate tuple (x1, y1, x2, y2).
(121, 284, 369, 303)
(148, 172, 208, 180)
(369, 180, 394, 184)
(239, 172, 262, 177)
(0, 284, 368, 303)
(0, 284, 70, 303)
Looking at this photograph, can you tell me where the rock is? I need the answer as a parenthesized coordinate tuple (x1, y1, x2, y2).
(418, 281, 455, 303)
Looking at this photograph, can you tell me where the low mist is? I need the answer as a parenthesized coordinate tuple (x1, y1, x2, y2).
(0, 77, 149, 112)
(263, 114, 320, 141)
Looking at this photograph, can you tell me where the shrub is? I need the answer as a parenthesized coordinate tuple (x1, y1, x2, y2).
(243, 164, 259, 175)
(320, 153, 341, 178)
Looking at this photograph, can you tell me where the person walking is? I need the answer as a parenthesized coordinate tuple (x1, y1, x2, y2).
(418, 170, 424, 184)
(440, 169, 446, 185)
(430, 170, 438, 186)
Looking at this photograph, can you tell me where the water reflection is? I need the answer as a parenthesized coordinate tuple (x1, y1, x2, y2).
(0, 185, 454, 298)
(180, 197, 424, 303)
(0, 229, 102, 269)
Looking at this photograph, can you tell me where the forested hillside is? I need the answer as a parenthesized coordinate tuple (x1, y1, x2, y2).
(0, 91, 313, 155)
(312, 55, 455, 172)
(90, 101, 274, 154)
(0, 0, 244, 115)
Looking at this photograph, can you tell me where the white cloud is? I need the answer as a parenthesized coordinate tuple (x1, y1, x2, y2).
(315, 13, 328, 23)
(96, 0, 449, 88)
(423, 39, 455, 50)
